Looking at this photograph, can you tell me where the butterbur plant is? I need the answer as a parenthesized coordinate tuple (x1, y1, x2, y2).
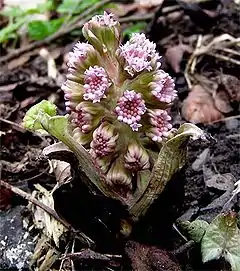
(23, 12, 204, 222)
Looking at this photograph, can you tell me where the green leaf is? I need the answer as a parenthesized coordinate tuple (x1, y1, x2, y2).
(129, 123, 205, 221)
(201, 212, 240, 271)
(178, 220, 209, 243)
(123, 22, 147, 38)
(57, 0, 98, 14)
(0, 19, 26, 43)
(28, 18, 63, 41)
(23, 100, 57, 133)
(0, 6, 25, 18)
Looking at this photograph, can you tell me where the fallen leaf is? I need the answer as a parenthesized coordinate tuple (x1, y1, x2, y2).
(213, 89, 233, 113)
(165, 44, 192, 73)
(30, 184, 68, 248)
(192, 148, 210, 171)
(220, 74, 240, 102)
(48, 159, 71, 185)
(205, 173, 235, 192)
(182, 84, 223, 124)
(201, 212, 240, 271)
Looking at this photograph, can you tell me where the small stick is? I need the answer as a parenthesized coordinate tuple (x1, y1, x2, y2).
(0, 117, 26, 132)
(61, 248, 122, 262)
(171, 240, 195, 255)
(0, 180, 94, 246)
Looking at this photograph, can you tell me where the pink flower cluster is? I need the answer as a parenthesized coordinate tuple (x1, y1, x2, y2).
(91, 12, 118, 27)
(119, 33, 161, 76)
(62, 12, 178, 191)
(83, 66, 111, 103)
(73, 103, 92, 134)
(115, 90, 146, 131)
(68, 42, 94, 68)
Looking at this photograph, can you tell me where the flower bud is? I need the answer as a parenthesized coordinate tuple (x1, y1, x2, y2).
(124, 142, 150, 172)
(146, 109, 172, 142)
(106, 160, 132, 189)
(72, 102, 104, 134)
(82, 12, 120, 55)
(90, 122, 119, 158)
(62, 80, 84, 112)
(68, 42, 98, 71)
(149, 70, 177, 104)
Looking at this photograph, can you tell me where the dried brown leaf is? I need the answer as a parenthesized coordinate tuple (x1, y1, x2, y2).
(165, 44, 192, 73)
(213, 89, 233, 114)
(182, 84, 223, 124)
(135, 0, 164, 8)
(48, 160, 71, 185)
(220, 74, 240, 102)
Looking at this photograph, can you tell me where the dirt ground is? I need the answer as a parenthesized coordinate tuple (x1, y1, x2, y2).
(0, 1, 239, 270)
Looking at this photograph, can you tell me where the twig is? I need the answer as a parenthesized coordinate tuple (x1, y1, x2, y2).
(0, 117, 26, 132)
(207, 52, 240, 66)
(120, 13, 154, 23)
(61, 249, 122, 262)
(173, 223, 188, 242)
(0, 180, 94, 247)
(171, 240, 195, 255)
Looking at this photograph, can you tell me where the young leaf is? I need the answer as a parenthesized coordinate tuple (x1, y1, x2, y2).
(57, 0, 98, 14)
(123, 22, 147, 38)
(23, 100, 57, 134)
(28, 18, 63, 41)
(201, 212, 240, 271)
(129, 123, 205, 220)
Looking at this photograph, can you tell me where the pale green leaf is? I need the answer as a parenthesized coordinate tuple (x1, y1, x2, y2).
(201, 212, 240, 271)
(129, 123, 204, 220)
(178, 220, 209, 243)
(22, 100, 57, 134)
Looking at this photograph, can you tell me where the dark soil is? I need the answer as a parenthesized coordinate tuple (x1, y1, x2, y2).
(0, 1, 239, 270)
